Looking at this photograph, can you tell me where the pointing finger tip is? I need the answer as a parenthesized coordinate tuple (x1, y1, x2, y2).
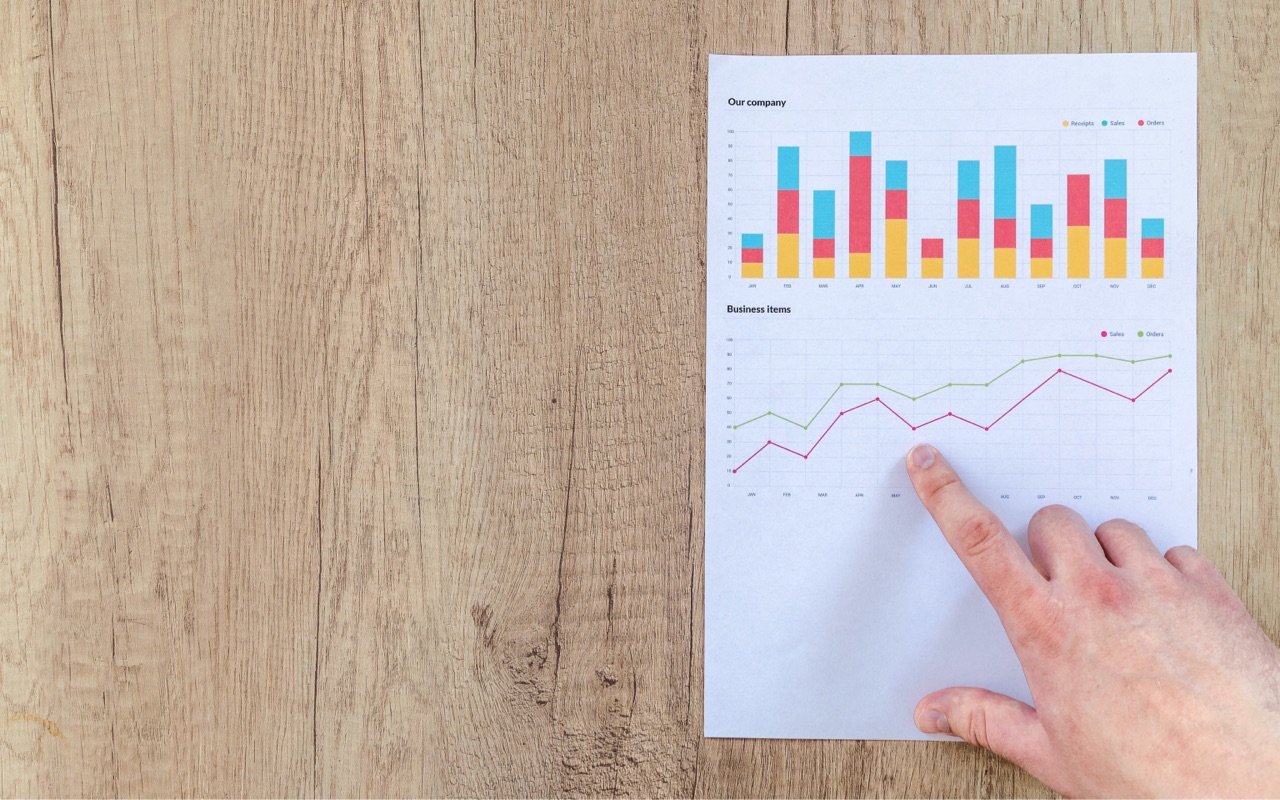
(908, 443, 936, 472)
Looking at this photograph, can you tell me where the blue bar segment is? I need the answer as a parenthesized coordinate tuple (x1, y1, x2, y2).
(958, 161, 980, 200)
(1105, 159, 1127, 199)
(886, 160, 908, 191)
(1141, 218, 1164, 239)
(813, 191, 836, 239)
(778, 147, 800, 191)
(1031, 205, 1053, 239)
(994, 146, 1016, 219)
(741, 233, 764, 249)
(849, 131, 871, 157)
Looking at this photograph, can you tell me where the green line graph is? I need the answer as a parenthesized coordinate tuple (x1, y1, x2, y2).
(732, 353, 1173, 431)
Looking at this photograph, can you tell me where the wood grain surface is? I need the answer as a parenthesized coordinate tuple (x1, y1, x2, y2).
(2, 1, 1277, 796)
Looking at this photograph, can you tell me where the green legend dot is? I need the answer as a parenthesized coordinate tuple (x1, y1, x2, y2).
(1138, 331, 1144, 337)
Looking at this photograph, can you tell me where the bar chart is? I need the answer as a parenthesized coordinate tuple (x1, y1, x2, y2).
(732, 130, 1170, 281)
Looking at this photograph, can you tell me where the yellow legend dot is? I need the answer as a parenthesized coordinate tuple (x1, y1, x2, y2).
(1062, 120, 1069, 127)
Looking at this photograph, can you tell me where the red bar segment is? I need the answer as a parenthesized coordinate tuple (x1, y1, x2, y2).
(921, 238, 944, 259)
(741, 247, 763, 262)
(777, 190, 799, 233)
(1030, 238, 1053, 258)
(1104, 198, 1127, 238)
(849, 156, 871, 253)
(994, 218, 1016, 249)
(885, 189, 908, 219)
(957, 199, 980, 239)
(1141, 238, 1164, 258)
(813, 239, 835, 258)
(1067, 174, 1090, 227)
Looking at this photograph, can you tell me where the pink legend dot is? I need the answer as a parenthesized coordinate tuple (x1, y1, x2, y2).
(1139, 119, 1145, 126)
(1101, 331, 1108, 337)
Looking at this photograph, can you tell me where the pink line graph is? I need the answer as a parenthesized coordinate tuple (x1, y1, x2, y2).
(731, 368, 1172, 473)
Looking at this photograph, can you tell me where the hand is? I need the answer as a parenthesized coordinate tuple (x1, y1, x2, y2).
(905, 443, 1280, 798)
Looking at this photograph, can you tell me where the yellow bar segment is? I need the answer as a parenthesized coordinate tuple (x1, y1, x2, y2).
(994, 248, 1016, 279)
(1030, 257, 1053, 279)
(742, 263, 763, 279)
(1141, 257, 1164, 278)
(1105, 238, 1126, 278)
(813, 258, 835, 279)
(777, 234, 799, 278)
(885, 219, 907, 279)
(921, 257, 943, 279)
(849, 252, 871, 279)
(1067, 226, 1090, 278)
(957, 239, 980, 278)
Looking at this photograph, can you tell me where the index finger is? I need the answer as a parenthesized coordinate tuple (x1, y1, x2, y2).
(906, 444, 1047, 617)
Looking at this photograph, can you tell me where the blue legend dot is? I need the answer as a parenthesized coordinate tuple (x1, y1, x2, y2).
(1101, 120, 1108, 126)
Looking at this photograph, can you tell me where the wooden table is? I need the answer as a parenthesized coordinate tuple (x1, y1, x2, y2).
(3, 2, 1277, 796)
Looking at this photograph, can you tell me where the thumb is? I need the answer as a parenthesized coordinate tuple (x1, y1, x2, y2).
(916, 687, 1058, 779)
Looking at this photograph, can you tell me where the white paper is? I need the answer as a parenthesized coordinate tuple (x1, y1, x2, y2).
(705, 54, 1197, 740)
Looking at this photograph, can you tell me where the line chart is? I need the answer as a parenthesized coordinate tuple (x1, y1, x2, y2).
(731, 367, 1172, 473)
(732, 352, 1172, 431)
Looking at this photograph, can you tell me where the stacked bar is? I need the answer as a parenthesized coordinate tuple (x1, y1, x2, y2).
(1030, 204, 1053, 278)
(957, 160, 980, 278)
(1104, 159, 1127, 278)
(885, 160, 908, 279)
(921, 238, 944, 279)
(741, 233, 763, 279)
(849, 132, 872, 278)
(994, 146, 1017, 278)
(813, 190, 835, 278)
(1141, 218, 1164, 278)
(777, 147, 800, 279)
(1067, 174, 1090, 278)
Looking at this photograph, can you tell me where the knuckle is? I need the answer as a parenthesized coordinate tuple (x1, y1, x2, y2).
(919, 469, 963, 507)
(1079, 570, 1131, 610)
(955, 512, 1007, 560)
(1168, 545, 1231, 589)
(1029, 503, 1079, 529)
(1032, 503, 1072, 521)
(1094, 518, 1124, 535)
(1097, 517, 1144, 537)
(1165, 545, 1215, 580)
(966, 705, 993, 751)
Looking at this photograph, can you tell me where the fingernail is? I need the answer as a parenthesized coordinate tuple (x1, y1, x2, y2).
(909, 444, 935, 470)
(918, 709, 950, 735)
